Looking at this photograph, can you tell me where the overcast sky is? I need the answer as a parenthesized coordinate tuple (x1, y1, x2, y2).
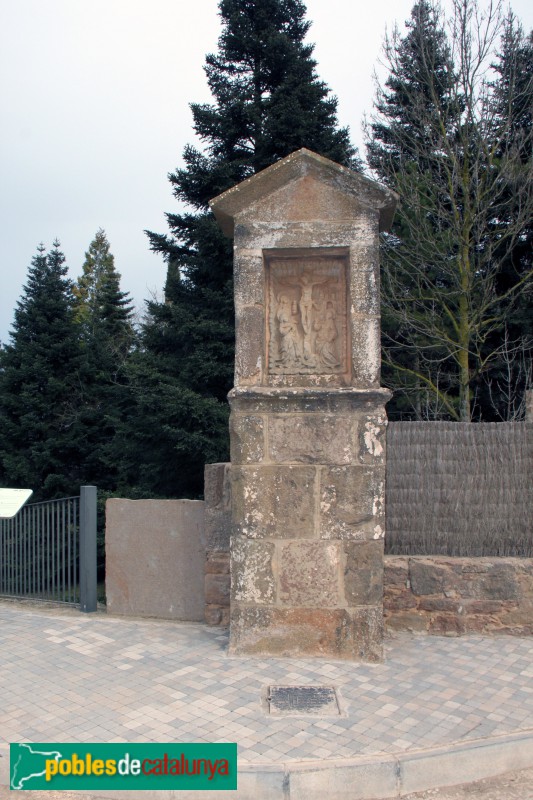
(1, 0, 531, 343)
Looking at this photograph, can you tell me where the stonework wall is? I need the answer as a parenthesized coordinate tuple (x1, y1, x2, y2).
(106, 498, 206, 621)
(228, 390, 388, 661)
(384, 556, 533, 635)
(204, 463, 231, 626)
(204, 545, 533, 637)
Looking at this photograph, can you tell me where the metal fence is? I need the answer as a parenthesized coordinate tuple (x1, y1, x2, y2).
(0, 486, 97, 611)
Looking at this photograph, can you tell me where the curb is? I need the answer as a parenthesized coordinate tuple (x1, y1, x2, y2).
(2, 730, 533, 799)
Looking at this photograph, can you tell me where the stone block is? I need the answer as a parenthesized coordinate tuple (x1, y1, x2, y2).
(385, 610, 429, 633)
(383, 591, 417, 611)
(231, 538, 275, 604)
(350, 317, 380, 388)
(233, 251, 264, 306)
(235, 305, 263, 386)
(358, 414, 387, 464)
(229, 413, 265, 464)
(409, 559, 449, 596)
(348, 260, 380, 314)
(232, 465, 316, 538)
(417, 597, 462, 613)
(279, 541, 341, 607)
(205, 552, 230, 574)
(344, 606, 384, 662)
(205, 573, 231, 606)
(204, 463, 231, 552)
(499, 601, 533, 633)
(462, 599, 504, 615)
(383, 557, 409, 586)
(429, 614, 466, 636)
(344, 541, 384, 606)
(229, 605, 383, 661)
(320, 466, 385, 540)
(268, 413, 358, 464)
(105, 499, 205, 621)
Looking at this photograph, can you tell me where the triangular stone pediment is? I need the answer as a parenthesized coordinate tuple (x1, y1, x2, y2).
(209, 148, 397, 236)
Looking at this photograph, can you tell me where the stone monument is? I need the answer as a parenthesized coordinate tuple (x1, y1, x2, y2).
(210, 149, 397, 661)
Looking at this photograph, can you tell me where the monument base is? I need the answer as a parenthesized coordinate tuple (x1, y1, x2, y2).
(228, 387, 389, 662)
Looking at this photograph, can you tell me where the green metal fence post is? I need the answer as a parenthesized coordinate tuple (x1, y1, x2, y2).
(79, 485, 97, 612)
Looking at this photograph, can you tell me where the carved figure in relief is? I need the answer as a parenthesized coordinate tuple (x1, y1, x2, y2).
(276, 294, 302, 367)
(314, 301, 340, 368)
(278, 272, 331, 366)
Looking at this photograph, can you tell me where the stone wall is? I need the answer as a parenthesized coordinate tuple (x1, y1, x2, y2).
(106, 498, 206, 621)
(204, 543, 533, 637)
(204, 463, 231, 626)
(384, 556, 533, 635)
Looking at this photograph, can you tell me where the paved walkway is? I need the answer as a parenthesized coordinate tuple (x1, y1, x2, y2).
(0, 601, 532, 798)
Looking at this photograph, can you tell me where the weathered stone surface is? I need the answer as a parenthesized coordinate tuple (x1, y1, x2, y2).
(462, 562, 520, 601)
(279, 541, 341, 607)
(409, 560, 448, 596)
(106, 499, 206, 621)
(268, 414, 358, 464)
(205, 573, 231, 606)
(231, 538, 275, 604)
(204, 462, 231, 552)
(320, 466, 385, 540)
(233, 252, 263, 306)
(384, 557, 409, 586)
(232, 465, 316, 538)
(429, 614, 466, 636)
(349, 260, 380, 315)
(229, 605, 383, 661)
(384, 592, 418, 611)
(358, 414, 387, 464)
(205, 551, 230, 574)
(384, 556, 533, 637)
(229, 386, 391, 415)
(462, 599, 505, 615)
(205, 605, 230, 626)
(204, 462, 230, 507)
(345, 606, 384, 662)
(418, 597, 462, 613)
(235, 305, 263, 386)
(344, 541, 384, 606)
(350, 317, 381, 388)
(229, 414, 264, 464)
(384, 610, 429, 633)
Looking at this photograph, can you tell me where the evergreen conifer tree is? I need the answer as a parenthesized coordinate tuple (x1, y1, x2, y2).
(0, 243, 83, 498)
(133, 0, 357, 496)
(73, 230, 135, 489)
(478, 17, 533, 419)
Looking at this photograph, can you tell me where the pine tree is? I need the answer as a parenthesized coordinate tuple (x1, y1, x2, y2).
(477, 17, 533, 419)
(73, 230, 135, 489)
(135, 0, 357, 497)
(0, 243, 83, 498)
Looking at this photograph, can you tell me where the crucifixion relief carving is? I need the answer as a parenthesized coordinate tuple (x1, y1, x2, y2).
(267, 254, 348, 375)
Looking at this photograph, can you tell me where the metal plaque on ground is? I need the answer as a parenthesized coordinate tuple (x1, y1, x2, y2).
(0, 488, 33, 519)
(267, 685, 340, 716)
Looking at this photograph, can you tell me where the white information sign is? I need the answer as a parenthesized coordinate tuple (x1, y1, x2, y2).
(0, 489, 33, 519)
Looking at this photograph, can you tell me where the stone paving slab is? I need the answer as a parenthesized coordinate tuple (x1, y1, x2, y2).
(0, 602, 532, 798)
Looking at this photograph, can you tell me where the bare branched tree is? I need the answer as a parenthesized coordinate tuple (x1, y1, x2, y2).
(367, 0, 533, 420)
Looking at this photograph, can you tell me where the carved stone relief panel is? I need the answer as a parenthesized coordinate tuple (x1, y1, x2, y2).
(265, 249, 349, 380)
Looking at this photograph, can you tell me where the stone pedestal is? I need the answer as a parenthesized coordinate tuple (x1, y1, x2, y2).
(210, 149, 397, 660)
